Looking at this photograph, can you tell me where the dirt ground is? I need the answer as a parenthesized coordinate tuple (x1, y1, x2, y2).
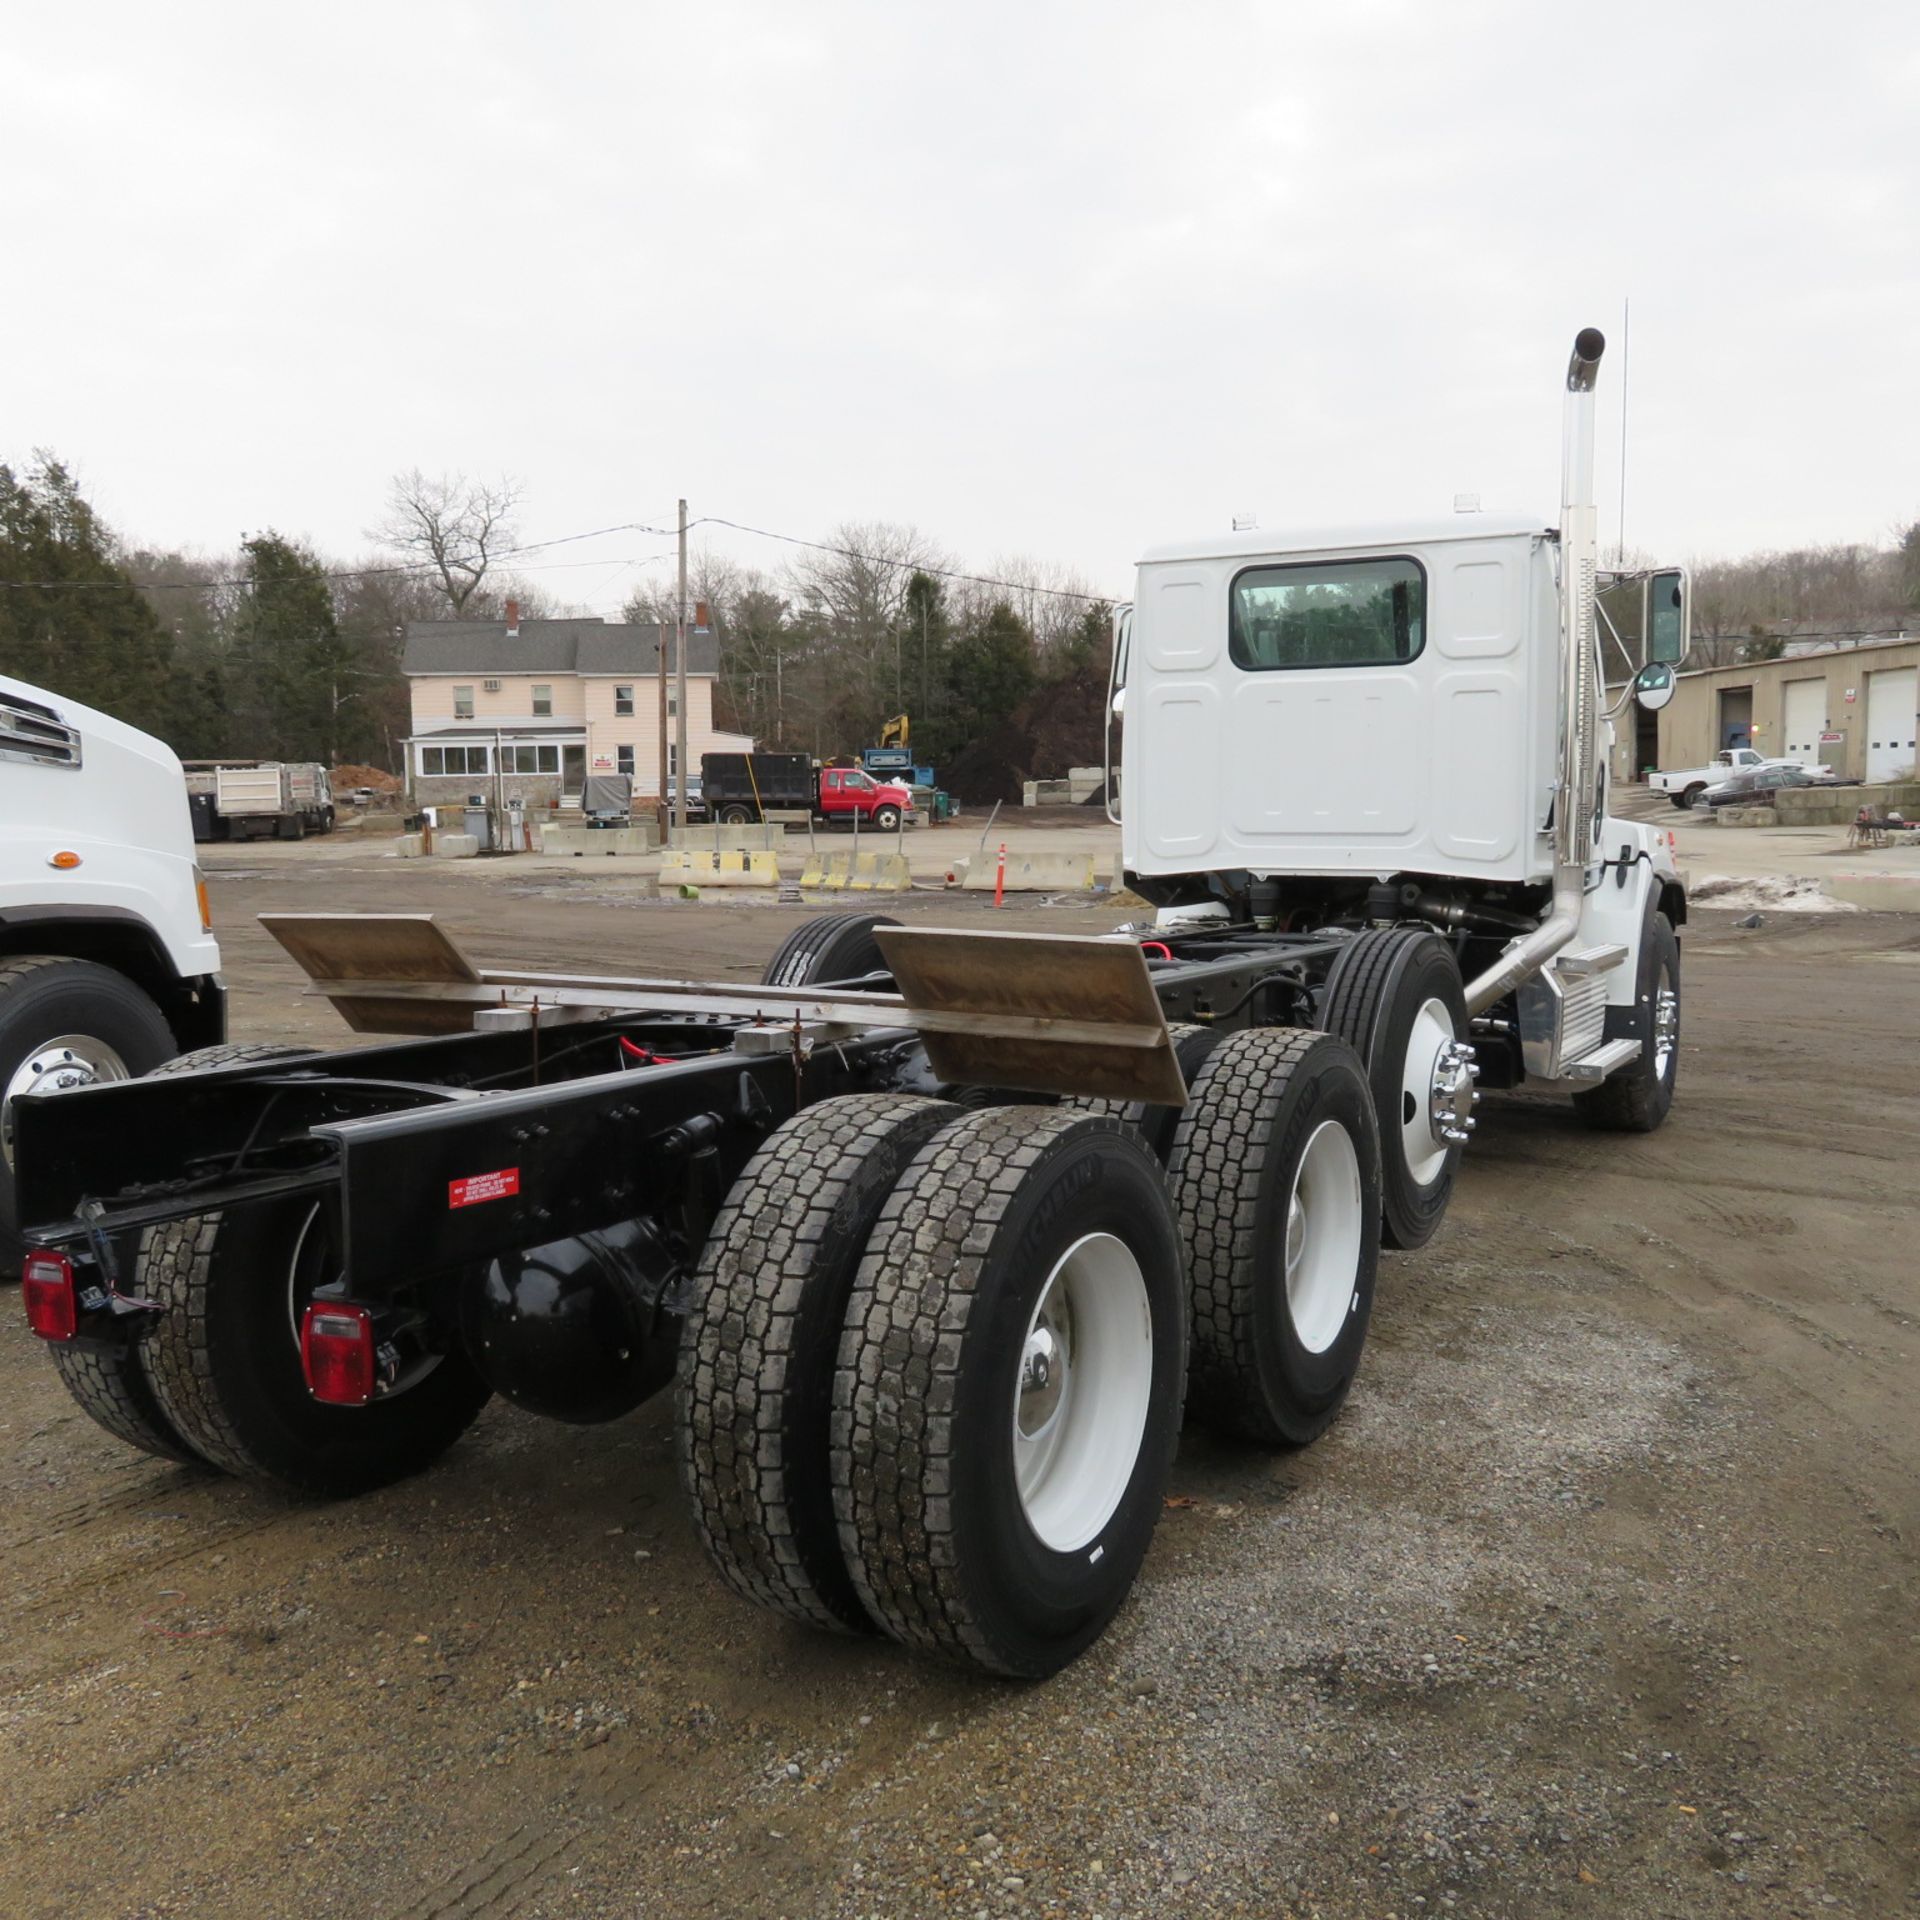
(1, 842, 1916, 1919)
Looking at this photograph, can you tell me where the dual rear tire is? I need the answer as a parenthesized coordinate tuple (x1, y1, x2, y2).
(679, 1102, 1190, 1678)
(45, 1043, 493, 1495)
(679, 1022, 1388, 1676)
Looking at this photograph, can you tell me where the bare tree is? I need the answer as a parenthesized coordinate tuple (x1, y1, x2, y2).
(373, 470, 523, 614)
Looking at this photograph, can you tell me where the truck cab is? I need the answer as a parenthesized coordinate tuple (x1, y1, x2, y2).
(819, 765, 913, 827)
(1, 676, 223, 1262)
(1121, 515, 1565, 888)
(1110, 329, 1690, 1132)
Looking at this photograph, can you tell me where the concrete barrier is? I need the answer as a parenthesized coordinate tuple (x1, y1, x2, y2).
(1826, 872, 1920, 913)
(660, 848, 780, 888)
(1775, 781, 1920, 828)
(958, 849, 1099, 891)
(540, 823, 660, 857)
(1715, 806, 1779, 828)
(393, 832, 426, 858)
(431, 832, 480, 859)
(666, 826, 786, 854)
(799, 850, 912, 892)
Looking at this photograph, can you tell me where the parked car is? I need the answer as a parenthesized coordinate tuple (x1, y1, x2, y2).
(1702, 763, 1837, 808)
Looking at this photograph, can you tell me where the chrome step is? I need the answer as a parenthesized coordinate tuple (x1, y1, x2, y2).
(1552, 943, 1629, 978)
(1560, 1036, 1642, 1082)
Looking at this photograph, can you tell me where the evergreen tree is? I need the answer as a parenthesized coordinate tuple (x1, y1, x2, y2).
(945, 600, 1036, 737)
(236, 532, 359, 762)
(0, 456, 175, 723)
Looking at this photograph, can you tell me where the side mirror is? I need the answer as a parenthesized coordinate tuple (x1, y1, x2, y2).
(1646, 569, 1689, 667)
(1633, 662, 1676, 711)
(1597, 567, 1691, 674)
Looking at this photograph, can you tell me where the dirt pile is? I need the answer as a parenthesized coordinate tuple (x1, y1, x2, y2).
(332, 763, 402, 793)
(942, 662, 1105, 806)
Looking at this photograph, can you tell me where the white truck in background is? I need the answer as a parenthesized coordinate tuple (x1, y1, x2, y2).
(0, 676, 223, 1265)
(1648, 746, 1776, 808)
(183, 761, 336, 841)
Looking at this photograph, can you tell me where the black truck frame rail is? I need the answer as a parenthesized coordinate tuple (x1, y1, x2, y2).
(12, 914, 1492, 1347)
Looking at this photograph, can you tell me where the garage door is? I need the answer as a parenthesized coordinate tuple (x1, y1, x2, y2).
(1865, 667, 1917, 783)
(1781, 678, 1824, 764)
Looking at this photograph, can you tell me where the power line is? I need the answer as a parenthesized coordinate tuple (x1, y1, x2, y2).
(695, 516, 1116, 606)
(0, 520, 681, 593)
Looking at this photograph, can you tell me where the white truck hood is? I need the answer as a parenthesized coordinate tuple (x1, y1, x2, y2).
(1, 675, 220, 980)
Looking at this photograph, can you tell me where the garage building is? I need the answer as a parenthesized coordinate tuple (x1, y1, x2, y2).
(1610, 635, 1919, 785)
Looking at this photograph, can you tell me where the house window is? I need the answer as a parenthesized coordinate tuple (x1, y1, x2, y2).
(616, 745, 635, 778)
(532, 684, 552, 717)
(615, 684, 634, 716)
(421, 744, 490, 777)
(668, 694, 677, 718)
(508, 745, 561, 774)
(453, 685, 475, 719)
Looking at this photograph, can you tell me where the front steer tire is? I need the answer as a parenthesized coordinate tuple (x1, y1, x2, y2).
(677, 1093, 963, 1635)
(43, 1044, 312, 1467)
(1574, 911, 1680, 1134)
(832, 1108, 1187, 1679)
(1171, 1027, 1382, 1447)
(0, 956, 178, 1271)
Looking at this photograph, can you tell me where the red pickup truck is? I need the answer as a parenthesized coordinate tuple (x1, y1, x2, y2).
(701, 753, 914, 830)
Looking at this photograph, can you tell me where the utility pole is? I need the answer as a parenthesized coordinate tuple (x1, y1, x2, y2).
(674, 498, 689, 836)
(655, 536, 670, 836)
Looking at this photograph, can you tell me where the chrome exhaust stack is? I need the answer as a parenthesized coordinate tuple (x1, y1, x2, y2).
(1464, 327, 1606, 1017)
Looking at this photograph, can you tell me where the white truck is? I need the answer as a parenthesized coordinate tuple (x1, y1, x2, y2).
(1647, 745, 1773, 808)
(1, 677, 224, 1265)
(183, 761, 336, 840)
(11, 329, 1691, 1684)
(1110, 324, 1690, 1208)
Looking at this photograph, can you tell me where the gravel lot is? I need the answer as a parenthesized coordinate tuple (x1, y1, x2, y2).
(1, 837, 1915, 1918)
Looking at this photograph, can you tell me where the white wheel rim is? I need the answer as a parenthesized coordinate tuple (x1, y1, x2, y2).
(1399, 997, 1454, 1187)
(1012, 1231, 1153, 1553)
(1285, 1120, 1364, 1355)
(1, 1033, 132, 1172)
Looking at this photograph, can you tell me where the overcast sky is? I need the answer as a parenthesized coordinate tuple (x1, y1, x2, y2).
(8, 1, 1916, 614)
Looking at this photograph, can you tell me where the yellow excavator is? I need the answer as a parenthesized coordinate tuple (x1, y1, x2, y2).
(877, 713, 909, 751)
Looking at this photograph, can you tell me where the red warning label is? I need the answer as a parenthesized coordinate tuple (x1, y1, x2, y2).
(449, 1167, 520, 1209)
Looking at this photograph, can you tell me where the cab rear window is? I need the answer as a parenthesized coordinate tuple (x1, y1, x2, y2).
(1229, 556, 1426, 670)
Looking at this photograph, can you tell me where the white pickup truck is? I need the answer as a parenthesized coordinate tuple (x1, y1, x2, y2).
(1649, 747, 1783, 808)
(1, 675, 224, 1265)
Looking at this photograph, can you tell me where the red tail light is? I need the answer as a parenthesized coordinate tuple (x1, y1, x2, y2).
(300, 1303, 376, 1406)
(23, 1250, 77, 1341)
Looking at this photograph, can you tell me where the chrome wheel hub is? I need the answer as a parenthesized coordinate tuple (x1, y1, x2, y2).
(1428, 1038, 1480, 1148)
(1017, 1292, 1073, 1442)
(1, 1034, 132, 1171)
(1653, 984, 1679, 1077)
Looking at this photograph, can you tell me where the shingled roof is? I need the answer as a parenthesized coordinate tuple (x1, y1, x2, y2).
(402, 618, 719, 677)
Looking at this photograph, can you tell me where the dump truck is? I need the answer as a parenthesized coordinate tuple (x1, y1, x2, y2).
(183, 761, 337, 840)
(701, 751, 914, 830)
(13, 329, 1687, 1680)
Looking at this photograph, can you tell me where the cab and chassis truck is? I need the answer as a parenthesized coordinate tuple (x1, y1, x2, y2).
(15, 331, 1689, 1679)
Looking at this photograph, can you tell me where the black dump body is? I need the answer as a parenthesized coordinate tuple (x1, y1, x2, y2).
(700, 752, 812, 817)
